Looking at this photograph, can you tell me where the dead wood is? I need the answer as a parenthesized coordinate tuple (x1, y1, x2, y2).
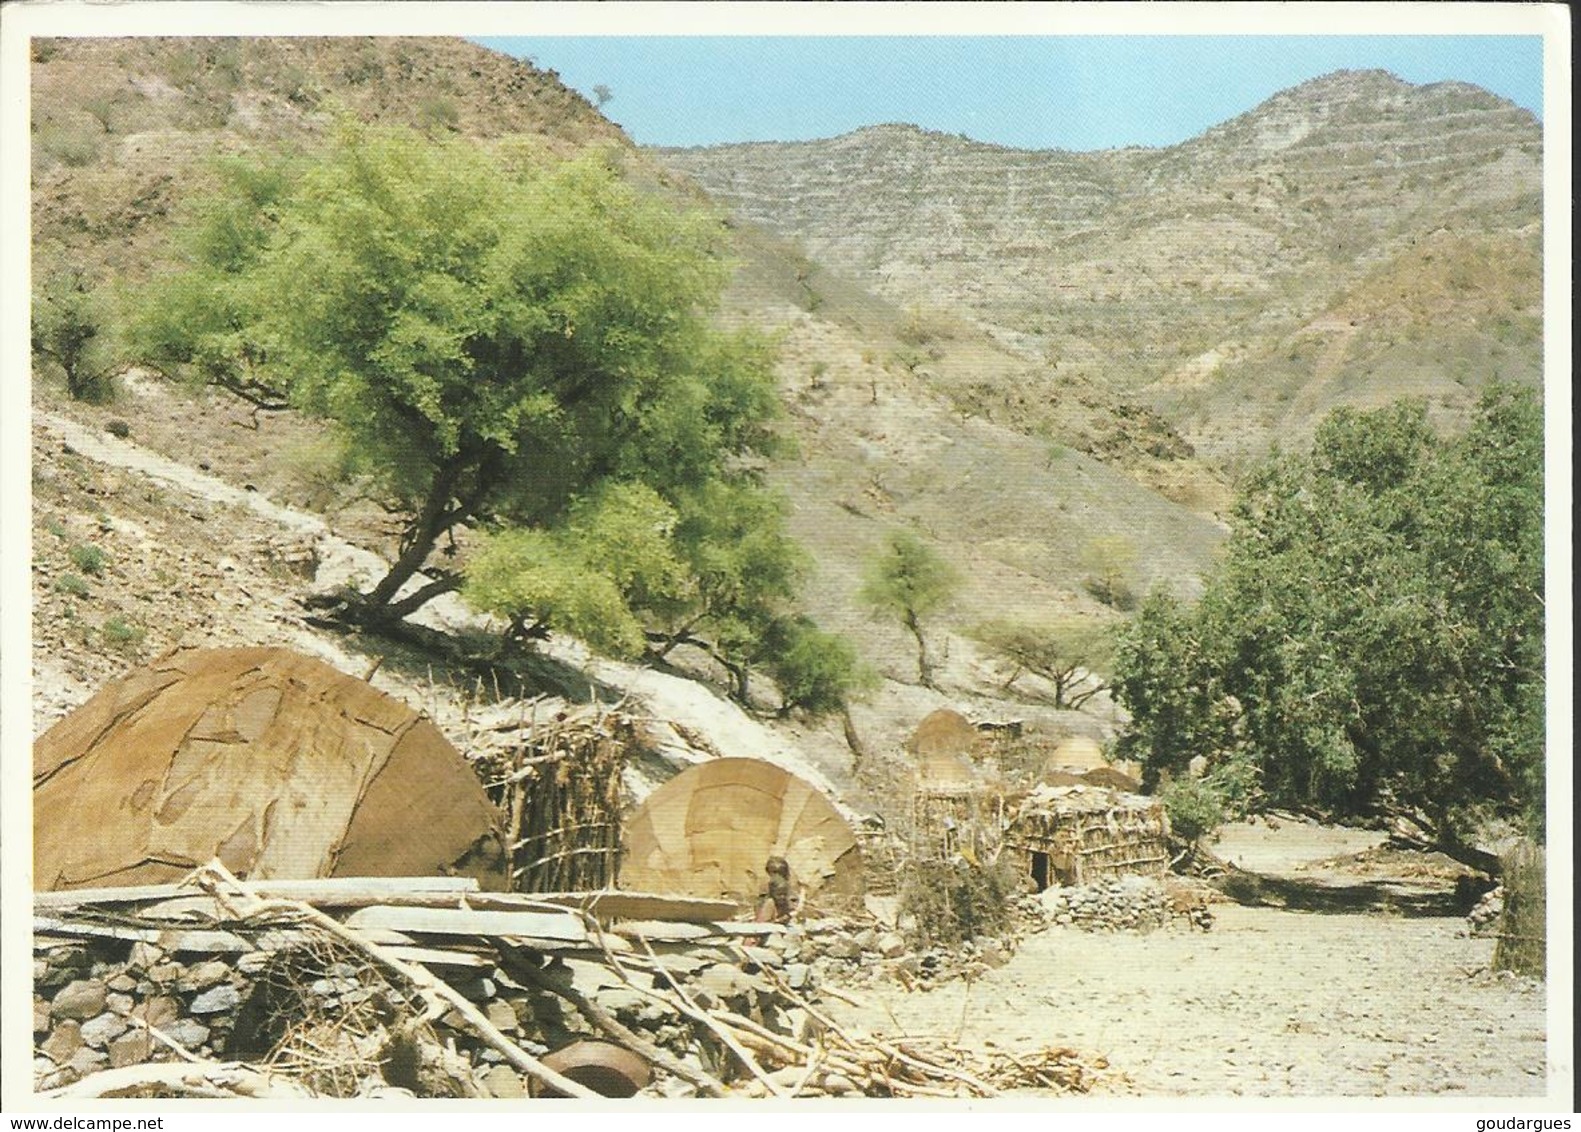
(40, 1061, 309, 1100)
(193, 860, 601, 1100)
(498, 942, 728, 1098)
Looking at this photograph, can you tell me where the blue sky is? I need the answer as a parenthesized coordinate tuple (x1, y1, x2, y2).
(474, 35, 1543, 151)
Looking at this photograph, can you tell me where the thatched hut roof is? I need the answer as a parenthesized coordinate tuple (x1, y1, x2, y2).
(619, 757, 862, 905)
(1041, 734, 1108, 775)
(905, 708, 982, 760)
(34, 647, 507, 891)
(1082, 765, 1142, 792)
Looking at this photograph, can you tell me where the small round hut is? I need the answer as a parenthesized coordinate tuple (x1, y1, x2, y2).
(619, 758, 863, 908)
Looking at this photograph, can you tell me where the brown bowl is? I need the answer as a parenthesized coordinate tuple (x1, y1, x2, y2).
(539, 1040, 651, 1098)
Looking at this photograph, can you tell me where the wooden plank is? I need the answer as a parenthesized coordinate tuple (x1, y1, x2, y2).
(610, 919, 783, 942)
(35, 875, 480, 912)
(529, 891, 744, 923)
(33, 916, 274, 953)
(343, 905, 588, 943)
(380, 945, 493, 969)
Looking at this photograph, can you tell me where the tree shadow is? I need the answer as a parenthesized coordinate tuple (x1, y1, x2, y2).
(1214, 866, 1471, 917)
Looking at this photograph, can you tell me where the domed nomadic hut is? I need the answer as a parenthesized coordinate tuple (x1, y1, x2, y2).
(1040, 733, 1108, 775)
(34, 647, 507, 891)
(619, 757, 863, 909)
(905, 708, 983, 763)
(909, 726, 1002, 864)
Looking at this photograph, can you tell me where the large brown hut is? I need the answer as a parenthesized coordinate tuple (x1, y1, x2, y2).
(34, 647, 507, 891)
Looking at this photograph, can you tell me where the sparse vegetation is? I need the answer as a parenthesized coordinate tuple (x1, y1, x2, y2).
(68, 543, 107, 576)
(53, 573, 90, 599)
(899, 857, 1018, 949)
(860, 530, 960, 688)
(1079, 535, 1138, 610)
(101, 616, 146, 651)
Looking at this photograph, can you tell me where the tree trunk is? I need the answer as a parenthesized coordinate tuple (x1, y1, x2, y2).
(905, 610, 934, 688)
(363, 461, 464, 612)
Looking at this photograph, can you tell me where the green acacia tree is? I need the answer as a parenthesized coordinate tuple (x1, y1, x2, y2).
(859, 530, 960, 688)
(972, 616, 1118, 709)
(136, 126, 783, 625)
(32, 263, 119, 403)
(1113, 387, 1545, 858)
(465, 478, 867, 714)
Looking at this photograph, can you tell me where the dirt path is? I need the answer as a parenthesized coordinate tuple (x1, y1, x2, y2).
(829, 905, 1546, 1098)
(829, 817, 1549, 1100)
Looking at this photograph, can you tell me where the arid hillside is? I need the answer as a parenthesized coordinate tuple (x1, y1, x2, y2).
(656, 69, 1542, 462)
(30, 35, 1227, 732)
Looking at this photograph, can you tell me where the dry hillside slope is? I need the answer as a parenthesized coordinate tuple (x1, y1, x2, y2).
(656, 69, 1543, 461)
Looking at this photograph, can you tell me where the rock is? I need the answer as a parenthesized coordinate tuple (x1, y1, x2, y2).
(825, 936, 863, 961)
(125, 942, 166, 971)
(784, 963, 813, 990)
(106, 973, 138, 993)
(147, 963, 184, 986)
(978, 939, 1010, 968)
(189, 983, 241, 1015)
(67, 1046, 110, 1078)
(164, 1018, 210, 1049)
(34, 998, 51, 1035)
(455, 976, 497, 1001)
(485, 999, 519, 1033)
(108, 1031, 153, 1069)
(42, 1020, 84, 1065)
(40, 944, 92, 980)
(852, 928, 880, 952)
(178, 960, 232, 992)
(132, 996, 180, 1028)
(697, 965, 756, 1000)
(650, 953, 710, 979)
(51, 979, 107, 1021)
(236, 950, 274, 976)
(738, 945, 783, 969)
(79, 1012, 129, 1048)
(481, 1064, 526, 1099)
(877, 932, 908, 959)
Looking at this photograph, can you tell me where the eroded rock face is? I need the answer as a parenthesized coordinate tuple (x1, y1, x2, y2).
(657, 71, 1542, 458)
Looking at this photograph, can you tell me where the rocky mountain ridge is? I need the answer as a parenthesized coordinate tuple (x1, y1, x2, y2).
(655, 69, 1543, 459)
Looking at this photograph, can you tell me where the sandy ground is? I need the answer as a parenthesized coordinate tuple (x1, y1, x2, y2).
(831, 905, 1546, 1098)
(830, 823, 1549, 1099)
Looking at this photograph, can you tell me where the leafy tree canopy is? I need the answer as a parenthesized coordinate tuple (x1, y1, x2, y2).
(972, 616, 1117, 709)
(32, 256, 120, 403)
(134, 125, 784, 624)
(860, 530, 960, 687)
(1114, 386, 1545, 852)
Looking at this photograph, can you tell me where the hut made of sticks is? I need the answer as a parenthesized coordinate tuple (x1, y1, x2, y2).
(1005, 783, 1169, 891)
(468, 704, 632, 893)
(910, 748, 1003, 865)
(33, 647, 508, 891)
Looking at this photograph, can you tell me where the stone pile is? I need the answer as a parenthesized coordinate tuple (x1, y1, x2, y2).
(1465, 885, 1504, 938)
(32, 895, 815, 1098)
(1023, 876, 1210, 933)
(34, 870, 1097, 1100)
